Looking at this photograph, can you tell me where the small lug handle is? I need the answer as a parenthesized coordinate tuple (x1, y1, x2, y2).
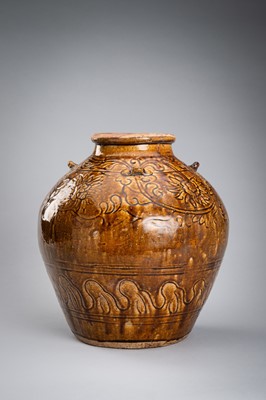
(68, 160, 77, 169)
(189, 161, 200, 171)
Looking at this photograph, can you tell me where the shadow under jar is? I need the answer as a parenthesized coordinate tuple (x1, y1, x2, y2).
(38, 133, 229, 348)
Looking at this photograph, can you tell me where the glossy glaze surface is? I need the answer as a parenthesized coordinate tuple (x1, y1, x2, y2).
(38, 133, 229, 348)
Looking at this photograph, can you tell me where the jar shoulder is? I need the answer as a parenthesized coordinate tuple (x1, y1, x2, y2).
(39, 154, 228, 223)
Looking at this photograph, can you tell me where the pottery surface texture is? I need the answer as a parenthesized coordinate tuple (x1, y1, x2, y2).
(38, 133, 229, 348)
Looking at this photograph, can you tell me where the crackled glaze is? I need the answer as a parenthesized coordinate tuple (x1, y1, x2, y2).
(39, 133, 228, 348)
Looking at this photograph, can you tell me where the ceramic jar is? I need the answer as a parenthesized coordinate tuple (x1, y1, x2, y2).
(38, 133, 228, 348)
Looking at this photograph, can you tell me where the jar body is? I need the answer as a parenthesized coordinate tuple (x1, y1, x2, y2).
(39, 134, 228, 348)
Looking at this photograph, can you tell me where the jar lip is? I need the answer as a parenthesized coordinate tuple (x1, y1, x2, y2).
(91, 132, 176, 145)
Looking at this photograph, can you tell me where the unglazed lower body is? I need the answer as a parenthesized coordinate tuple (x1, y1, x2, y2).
(74, 333, 189, 349)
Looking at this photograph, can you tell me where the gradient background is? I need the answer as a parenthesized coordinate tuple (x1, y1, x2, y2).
(1, 1, 265, 399)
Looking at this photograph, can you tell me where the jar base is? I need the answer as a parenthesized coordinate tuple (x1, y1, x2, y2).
(74, 333, 189, 349)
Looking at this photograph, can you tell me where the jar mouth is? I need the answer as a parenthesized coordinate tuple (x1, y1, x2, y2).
(91, 132, 176, 145)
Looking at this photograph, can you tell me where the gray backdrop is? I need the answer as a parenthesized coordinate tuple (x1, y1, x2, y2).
(1, 1, 265, 399)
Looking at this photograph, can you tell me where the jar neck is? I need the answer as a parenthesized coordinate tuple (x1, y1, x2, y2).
(93, 143, 174, 158)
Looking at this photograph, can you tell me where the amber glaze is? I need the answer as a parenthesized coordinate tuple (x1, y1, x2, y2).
(38, 133, 229, 348)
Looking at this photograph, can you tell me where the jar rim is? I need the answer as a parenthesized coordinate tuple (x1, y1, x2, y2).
(91, 132, 176, 145)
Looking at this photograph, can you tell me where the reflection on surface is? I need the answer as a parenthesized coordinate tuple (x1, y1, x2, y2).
(42, 180, 75, 222)
(142, 216, 179, 236)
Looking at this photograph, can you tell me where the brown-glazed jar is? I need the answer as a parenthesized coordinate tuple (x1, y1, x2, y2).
(38, 133, 228, 348)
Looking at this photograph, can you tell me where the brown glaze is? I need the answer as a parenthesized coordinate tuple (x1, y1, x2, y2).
(38, 133, 229, 348)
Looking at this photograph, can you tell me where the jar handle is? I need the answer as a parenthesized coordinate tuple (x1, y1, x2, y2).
(189, 161, 200, 171)
(68, 160, 77, 169)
